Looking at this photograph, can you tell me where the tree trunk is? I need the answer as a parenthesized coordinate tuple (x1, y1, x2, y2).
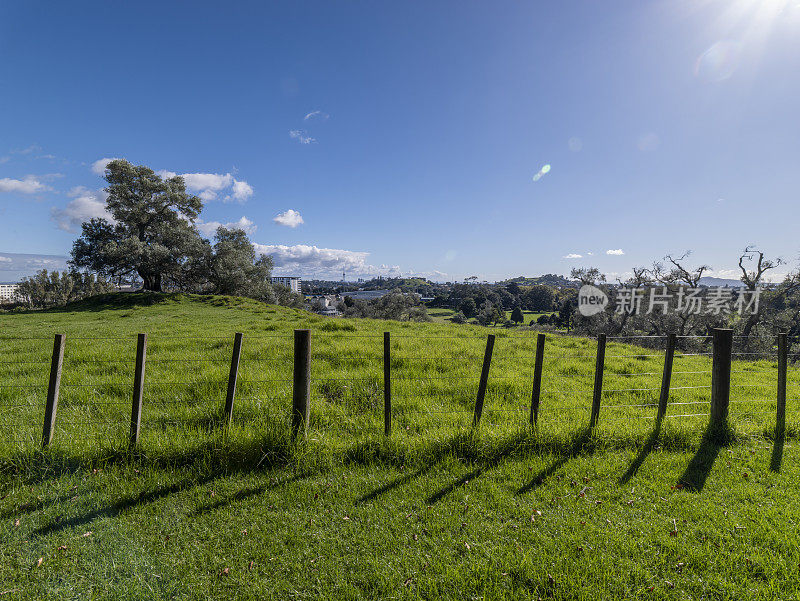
(140, 271, 162, 292)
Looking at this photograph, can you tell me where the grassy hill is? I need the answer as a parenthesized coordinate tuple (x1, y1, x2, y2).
(0, 293, 797, 599)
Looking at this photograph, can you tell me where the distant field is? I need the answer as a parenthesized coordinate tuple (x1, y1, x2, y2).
(426, 306, 556, 326)
(0, 293, 797, 599)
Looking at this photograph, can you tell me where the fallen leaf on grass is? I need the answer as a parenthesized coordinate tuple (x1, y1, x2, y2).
(57, 546, 67, 551)
(219, 567, 230, 577)
(13, 519, 19, 528)
(82, 531, 92, 537)
(36, 557, 43, 567)
(248, 561, 254, 571)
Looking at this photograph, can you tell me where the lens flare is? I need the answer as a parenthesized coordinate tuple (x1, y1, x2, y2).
(695, 40, 742, 82)
(532, 164, 551, 181)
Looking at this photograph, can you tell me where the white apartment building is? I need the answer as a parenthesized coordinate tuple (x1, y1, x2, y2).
(0, 283, 21, 304)
(271, 276, 302, 294)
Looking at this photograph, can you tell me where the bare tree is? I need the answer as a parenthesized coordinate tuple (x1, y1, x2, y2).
(738, 246, 783, 341)
(651, 252, 711, 336)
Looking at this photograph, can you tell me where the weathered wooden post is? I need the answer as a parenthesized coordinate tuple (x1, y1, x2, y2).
(130, 333, 147, 446)
(383, 332, 391, 436)
(529, 333, 546, 426)
(224, 332, 243, 427)
(709, 328, 733, 435)
(656, 334, 676, 421)
(472, 334, 495, 428)
(291, 329, 311, 439)
(777, 332, 787, 436)
(590, 333, 606, 428)
(41, 334, 65, 448)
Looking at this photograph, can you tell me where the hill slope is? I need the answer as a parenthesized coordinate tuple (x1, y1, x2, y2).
(0, 293, 797, 599)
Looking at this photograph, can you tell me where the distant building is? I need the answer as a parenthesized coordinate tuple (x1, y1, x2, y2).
(0, 283, 21, 304)
(271, 276, 302, 294)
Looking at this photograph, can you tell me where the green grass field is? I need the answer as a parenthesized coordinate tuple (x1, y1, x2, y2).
(426, 306, 555, 326)
(0, 293, 797, 599)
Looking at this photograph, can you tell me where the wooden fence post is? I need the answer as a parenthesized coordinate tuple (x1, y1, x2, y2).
(41, 334, 65, 448)
(384, 332, 391, 436)
(472, 334, 495, 428)
(590, 333, 606, 428)
(224, 332, 243, 428)
(709, 328, 733, 434)
(656, 334, 676, 421)
(291, 329, 311, 440)
(777, 332, 787, 436)
(130, 333, 147, 447)
(529, 333, 546, 426)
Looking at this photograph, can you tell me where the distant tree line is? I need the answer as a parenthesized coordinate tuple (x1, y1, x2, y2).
(544, 249, 800, 353)
(15, 269, 116, 309)
(339, 290, 431, 322)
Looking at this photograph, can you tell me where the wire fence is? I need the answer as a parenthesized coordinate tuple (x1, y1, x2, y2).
(0, 331, 794, 449)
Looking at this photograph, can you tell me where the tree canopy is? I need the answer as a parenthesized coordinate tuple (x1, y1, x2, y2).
(71, 160, 208, 291)
(68, 159, 293, 304)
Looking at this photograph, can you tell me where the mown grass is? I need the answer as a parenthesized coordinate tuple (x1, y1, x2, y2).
(0, 293, 797, 599)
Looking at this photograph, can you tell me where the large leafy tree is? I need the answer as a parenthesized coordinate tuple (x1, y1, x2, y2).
(70, 160, 209, 291)
(209, 227, 274, 299)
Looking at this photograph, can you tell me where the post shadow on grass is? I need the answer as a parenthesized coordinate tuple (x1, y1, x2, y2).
(676, 422, 731, 492)
(516, 426, 593, 495)
(33, 469, 312, 537)
(618, 417, 663, 485)
(33, 471, 225, 537)
(426, 466, 487, 505)
(770, 425, 785, 473)
(415, 427, 543, 506)
(356, 463, 437, 505)
(191, 471, 310, 517)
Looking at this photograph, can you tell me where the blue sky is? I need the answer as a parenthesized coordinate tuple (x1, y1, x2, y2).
(2, 1, 799, 282)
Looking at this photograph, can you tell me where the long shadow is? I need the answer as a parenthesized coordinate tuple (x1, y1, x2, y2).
(423, 427, 546, 505)
(619, 418, 662, 485)
(677, 426, 724, 492)
(770, 427, 785, 473)
(0, 489, 79, 521)
(516, 426, 593, 495)
(191, 472, 309, 517)
(33, 472, 225, 537)
(356, 463, 437, 505)
(426, 466, 486, 505)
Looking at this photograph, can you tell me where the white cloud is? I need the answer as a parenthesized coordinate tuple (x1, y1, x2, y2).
(253, 243, 448, 281)
(197, 216, 257, 236)
(229, 179, 253, 202)
(273, 209, 304, 228)
(289, 130, 316, 144)
(91, 157, 121, 175)
(50, 186, 112, 232)
(606, 249, 625, 256)
(179, 172, 234, 201)
(0, 176, 50, 194)
(303, 110, 328, 121)
(0, 252, 69, 276)
(156, 169, 252, 203)
(563, 253, 583, 259)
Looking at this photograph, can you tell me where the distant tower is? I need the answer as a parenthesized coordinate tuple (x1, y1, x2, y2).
(342, 271, 346, 282)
